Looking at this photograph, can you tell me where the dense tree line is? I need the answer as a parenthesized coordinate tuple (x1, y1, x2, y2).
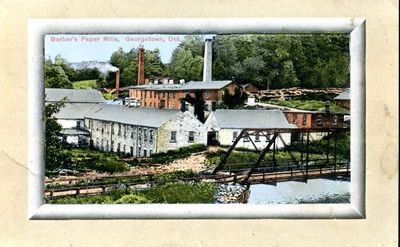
(211, 34, 350, 89)
(45, 34, 349, 89)
(45, 55, 102, 88)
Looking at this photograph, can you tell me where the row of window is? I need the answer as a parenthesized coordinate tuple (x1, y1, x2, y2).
(94, 121, 155, 143)
(95, 139, 153, 157)
(141, 91, 177, 99)
(143, 100, 175, 108)
(232, 132, 269, 142)
(291, 114, 338, 126)
(170, 131, 195, 143)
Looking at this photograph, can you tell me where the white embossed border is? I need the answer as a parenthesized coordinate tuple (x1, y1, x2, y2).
(28, 18, 365, 219)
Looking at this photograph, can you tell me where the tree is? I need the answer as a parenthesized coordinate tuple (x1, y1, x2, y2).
(168, 48, 203, 81)
(222, 87, 248, 109)
(44, 59, 73, 88)
(45, 99, 70, 172)
(181, 91, 206, 123)
(109, 47, 165, 86)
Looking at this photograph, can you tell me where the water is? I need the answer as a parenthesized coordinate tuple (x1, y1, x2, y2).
(247, 178, 350, 204)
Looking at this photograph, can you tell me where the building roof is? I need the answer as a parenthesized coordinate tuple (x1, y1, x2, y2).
(60, 128, 90, 135)
(212, 109, 297, 129)
(85, 104, 180, 128)
(128, 80, 233, 91)
(54, 103, 99, 119)
(45, 88, 106, 103)
(334, 89, 350, 100)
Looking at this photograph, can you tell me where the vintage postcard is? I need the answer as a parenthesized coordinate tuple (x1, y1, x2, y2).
(28, 19, 365, 219)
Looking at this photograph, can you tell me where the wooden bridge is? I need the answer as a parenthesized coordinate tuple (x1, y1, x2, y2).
(45, 127, 350, 199)
(45, 162, 349, 199)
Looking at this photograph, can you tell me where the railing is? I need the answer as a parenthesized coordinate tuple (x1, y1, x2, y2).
(45, 161, 350, 199)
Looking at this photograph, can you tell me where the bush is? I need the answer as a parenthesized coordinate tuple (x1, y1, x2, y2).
(143, 182, 217, 203)
(69, 148, 129, 173)
(114, 194, 152, 204)
(146, 144, 207, 164)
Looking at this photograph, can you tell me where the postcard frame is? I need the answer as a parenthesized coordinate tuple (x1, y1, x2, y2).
(28, 18, 365, 219)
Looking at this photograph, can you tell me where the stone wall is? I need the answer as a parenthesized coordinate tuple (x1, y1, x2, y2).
(156, 111, 207, 153)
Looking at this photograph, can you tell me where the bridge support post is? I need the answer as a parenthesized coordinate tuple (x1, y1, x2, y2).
(326, 131, 330, 165)
(306, 132, 310, 178)
(334, 132, 338, 174)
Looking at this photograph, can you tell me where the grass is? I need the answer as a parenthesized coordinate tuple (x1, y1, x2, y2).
(72, 79, 97, 89)
(265, 99, 348, 113)
(102, 92, 114, 100)
(46, 181, 217, 204)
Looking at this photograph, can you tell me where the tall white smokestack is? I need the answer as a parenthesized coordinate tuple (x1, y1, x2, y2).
(203, 38, 212, 82)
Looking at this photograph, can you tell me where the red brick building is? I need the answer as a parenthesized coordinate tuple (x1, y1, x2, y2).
(284, 110, 346, 129)
(128, 80, 237, 110)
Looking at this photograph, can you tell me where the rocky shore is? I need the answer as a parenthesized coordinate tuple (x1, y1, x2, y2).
(214, 183, 249, 204)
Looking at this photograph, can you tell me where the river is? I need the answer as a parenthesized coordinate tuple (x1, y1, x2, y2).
(247, 178, 350, 204)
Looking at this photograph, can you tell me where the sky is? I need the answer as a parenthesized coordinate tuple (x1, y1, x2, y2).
(44, 34, 190, 64)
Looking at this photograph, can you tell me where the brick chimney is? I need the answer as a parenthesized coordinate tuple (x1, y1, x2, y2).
(115, 69, 120, 97)
(203, 38, 212, 82)
(137, 47, 145, 85)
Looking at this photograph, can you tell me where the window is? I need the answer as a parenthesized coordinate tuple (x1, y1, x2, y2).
(293, 113, 297, 124)
(317, 115, 322, 125)
(302, 114, 307, 125)
(204, 92, 209, 98)
(117, 143, 120, 153)
(118, 124, 121, 135)
(188, 131, 195, 142)
(123, 145, 126, 153)
(76, 120, 81, 128)
(170, 131, 177, 142)
(149, 150, 153, 156)
(149, 130, 154, 143)
(255, 133, 260, 142)
(173, 92, 176, 98)
(144, 129, 148, 141)
(243, 136, 249, 142)
(130, 130, 134, 138)
(332, 115, 338, 125)
(232, 131, 238, 142)
(138, 146, 141, 157)
(101, 127, 104, 134)
(160, 100, 165, 108)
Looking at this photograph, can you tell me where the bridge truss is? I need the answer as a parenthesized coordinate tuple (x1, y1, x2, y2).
(211, 127, 350, 184)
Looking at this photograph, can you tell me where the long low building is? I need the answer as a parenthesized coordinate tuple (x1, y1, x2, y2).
(46, 88, 106, 146)
(85, 104, 207, 157)
(204, 109, 297, 150)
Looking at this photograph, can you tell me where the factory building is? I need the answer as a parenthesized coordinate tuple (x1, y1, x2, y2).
(204, 109, 296, 149)
(127, 38, 238, 111)
(84, 104, 207, 157)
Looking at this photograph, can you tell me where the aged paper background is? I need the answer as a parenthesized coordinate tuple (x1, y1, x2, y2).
(0, 0, 398, 246)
